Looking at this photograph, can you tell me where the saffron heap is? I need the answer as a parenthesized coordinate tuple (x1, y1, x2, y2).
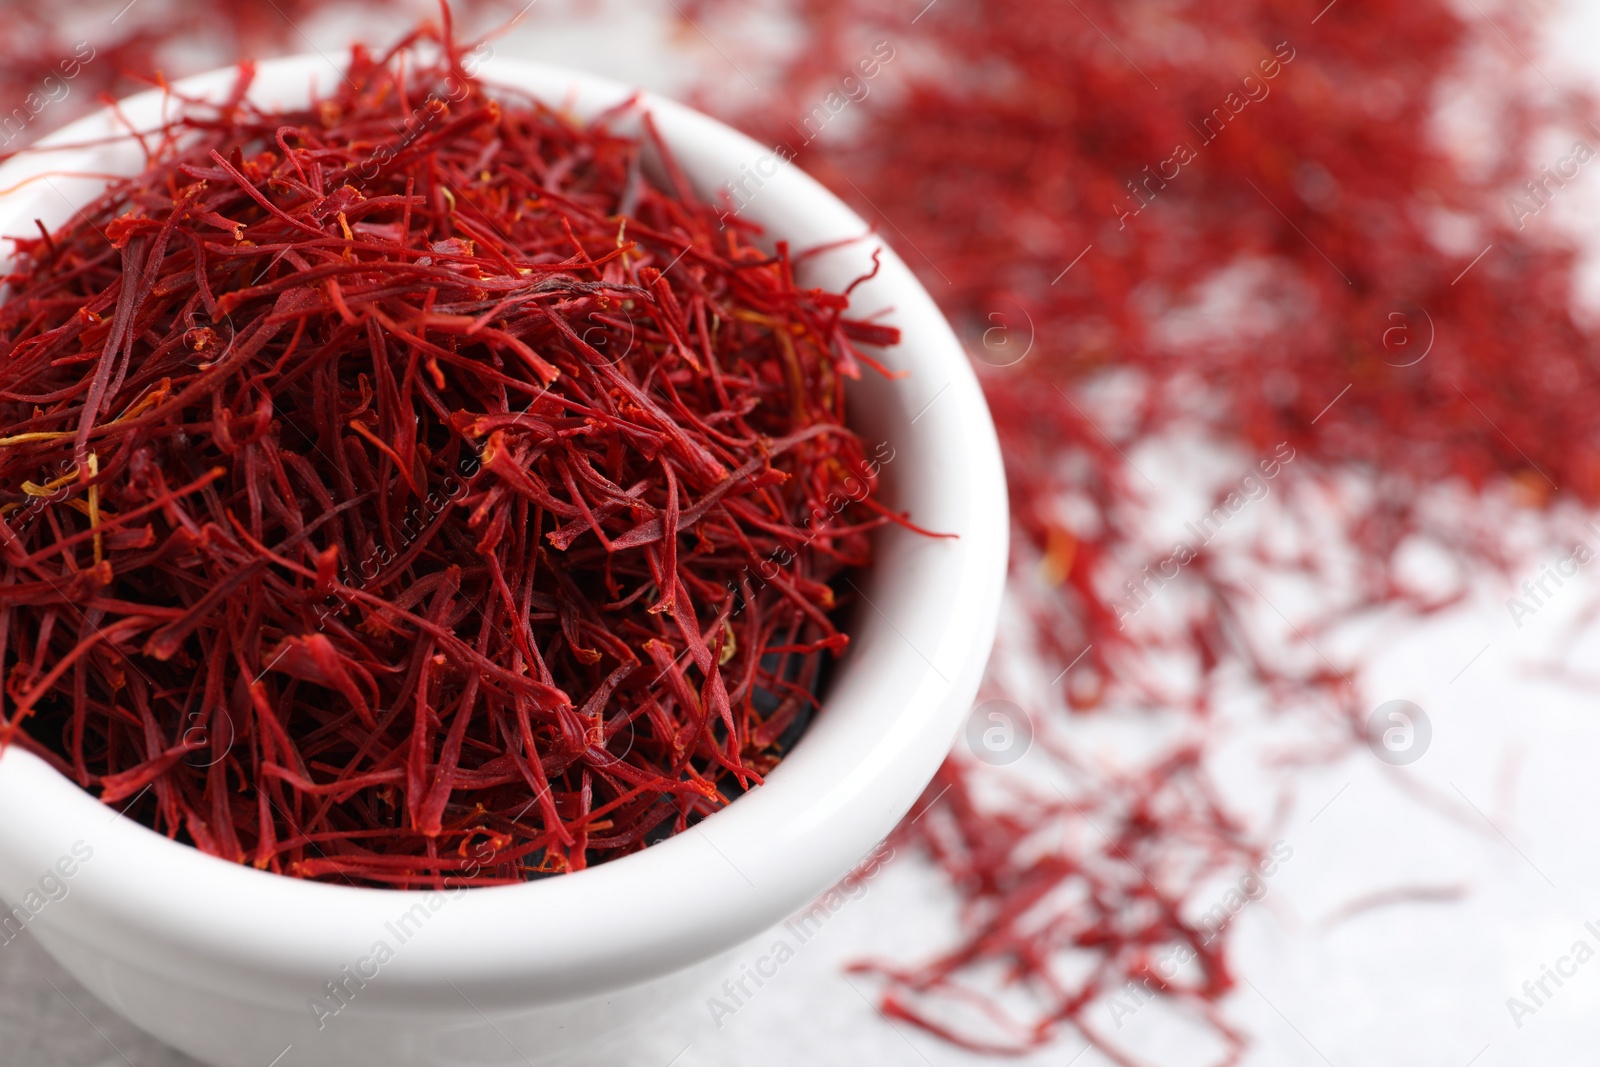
(687, 0, 1600, 1060)
(0, 26, 899, 887)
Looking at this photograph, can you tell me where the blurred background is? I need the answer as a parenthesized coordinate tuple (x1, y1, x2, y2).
(6, 0, 1600, 1063)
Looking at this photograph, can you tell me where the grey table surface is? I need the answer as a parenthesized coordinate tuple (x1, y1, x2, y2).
(1, 932, 200, 1066)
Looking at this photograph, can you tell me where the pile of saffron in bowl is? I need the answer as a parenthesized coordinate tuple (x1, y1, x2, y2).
(0, 28, 903, 887)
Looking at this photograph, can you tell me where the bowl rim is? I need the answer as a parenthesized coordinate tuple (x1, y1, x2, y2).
(0, 51, 1007, 1008)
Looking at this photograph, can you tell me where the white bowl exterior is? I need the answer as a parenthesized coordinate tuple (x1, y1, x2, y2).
(0, 54, 1007, 1066)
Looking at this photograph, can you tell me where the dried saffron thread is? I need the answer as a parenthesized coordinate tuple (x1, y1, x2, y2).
(0, 23, 911, 888)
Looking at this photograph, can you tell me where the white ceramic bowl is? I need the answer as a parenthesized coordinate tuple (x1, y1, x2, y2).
(0, 54, 1006, 1067)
